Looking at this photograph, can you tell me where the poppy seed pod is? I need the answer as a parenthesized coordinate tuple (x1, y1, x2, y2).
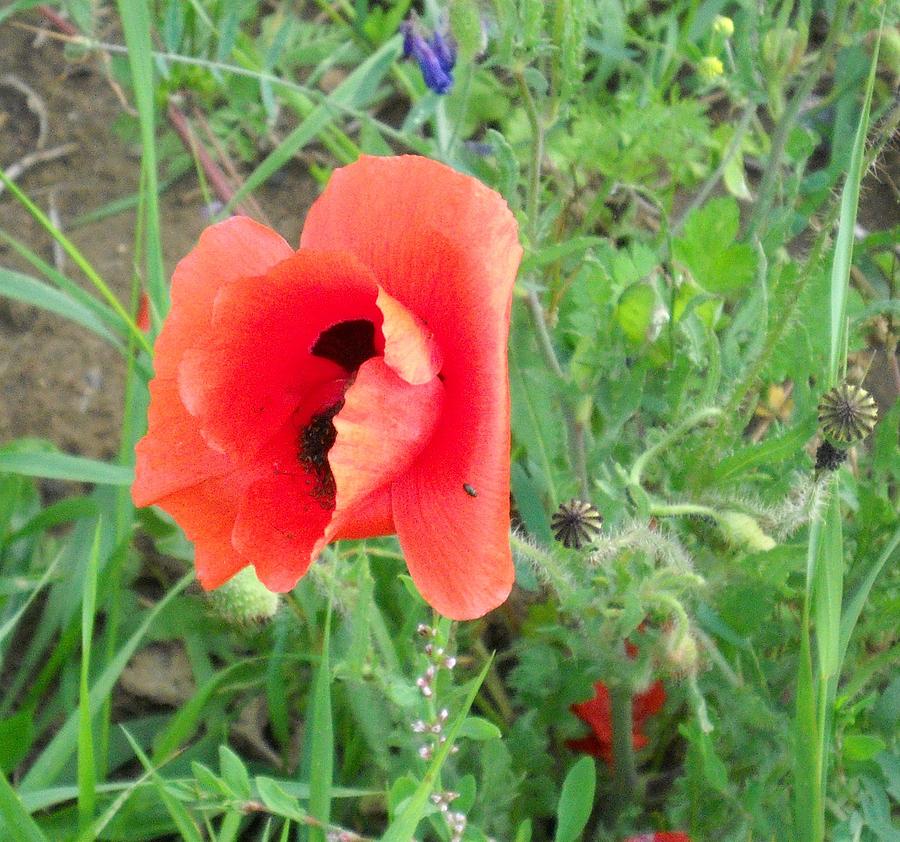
(817, 382, 878, 446)
(551, 499, 603, 549)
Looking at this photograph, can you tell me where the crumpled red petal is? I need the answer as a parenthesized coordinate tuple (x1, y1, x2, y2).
(324, 357, 444, 547)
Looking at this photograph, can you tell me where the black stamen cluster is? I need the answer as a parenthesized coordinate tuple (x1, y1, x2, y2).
(298, 401, 344, 505)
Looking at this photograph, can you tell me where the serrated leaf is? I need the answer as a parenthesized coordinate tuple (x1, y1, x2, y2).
(673, 197, 755, 294)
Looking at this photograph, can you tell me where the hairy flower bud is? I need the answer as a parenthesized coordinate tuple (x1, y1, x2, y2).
(716, 511, 776, 552)
(665, 630, 699, 677)
(208, 566, 280, 624)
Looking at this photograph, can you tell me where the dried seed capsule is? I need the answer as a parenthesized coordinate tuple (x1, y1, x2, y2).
(818, 383, 878, 445)
(815, 439, 848, 474)
(551, 499, 603, 549)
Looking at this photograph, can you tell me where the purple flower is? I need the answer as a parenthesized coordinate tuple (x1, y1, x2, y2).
(401, 19, 457, 95)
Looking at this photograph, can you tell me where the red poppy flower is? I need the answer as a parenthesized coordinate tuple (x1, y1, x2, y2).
(624, 834, 690, 842)
(567, 677, 666, 765)
(132, 155, 522, 620)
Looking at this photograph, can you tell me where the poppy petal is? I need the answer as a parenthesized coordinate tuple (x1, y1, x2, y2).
(230, 375, 350, 591)
(152, 470, 250, 589)
(324, 357, 443, 544)
(301, 156, 521, 620)
(177, 251, 382, 463)
(376, 288, 442, 385)
(154, 216, 293, 380)
(133, 377, 231, 506)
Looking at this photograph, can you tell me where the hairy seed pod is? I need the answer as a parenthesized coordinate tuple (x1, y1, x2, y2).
(551, 499, 603, 549)
(817, 383, 878, 445)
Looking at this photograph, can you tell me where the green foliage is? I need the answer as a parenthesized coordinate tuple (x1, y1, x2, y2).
(0, 0, 896, 840)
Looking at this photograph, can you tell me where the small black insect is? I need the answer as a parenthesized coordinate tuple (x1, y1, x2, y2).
(463, 483, 478, 497)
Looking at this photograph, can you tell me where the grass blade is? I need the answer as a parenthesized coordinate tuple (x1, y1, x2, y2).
(0, 768, 48, 842)
(77, 521, 102, 830)
(115, 0, 166, 314)
(121, 729, 203, 842)
(307, 604, 333, 842)
(222, 36, 402, 215)
(0, 168, 152, 356)
(838, 525, 900, 672)
(20, 574, 192, 792)
(826, 13, 881, 384)
(0, 267, 121, 346)
(0, 447, 133, 486)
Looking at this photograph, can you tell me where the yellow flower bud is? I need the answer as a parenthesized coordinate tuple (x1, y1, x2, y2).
(713, 15, 734, 38)
(698, 56, 724, 83)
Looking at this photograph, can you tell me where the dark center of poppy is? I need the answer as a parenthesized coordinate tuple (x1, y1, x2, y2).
(298, 400, 345, 507)
(311, 319, 376, 373)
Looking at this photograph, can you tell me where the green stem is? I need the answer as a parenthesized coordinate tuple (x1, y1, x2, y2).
(510, 532, 576, 602)
(746, 0, 850, 239)
(609, 683, 638, 816)
(629, 407, 723, 488)
(649, 502, 716, 519)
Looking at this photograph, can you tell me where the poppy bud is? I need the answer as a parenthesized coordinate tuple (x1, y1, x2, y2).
(817, 382, 878, 446)
(697, 56, 724, 83)
(208, 566, 280, 625)
(716, 511, 775, 552)
(664, 630, 699, 677)
(551, 499, 603, 549)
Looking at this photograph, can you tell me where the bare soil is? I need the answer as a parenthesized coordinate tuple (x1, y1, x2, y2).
(0, 17, 318, 470)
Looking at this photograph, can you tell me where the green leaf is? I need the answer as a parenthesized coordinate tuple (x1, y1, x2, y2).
(614, 282, 656, 343)
(219, 745, 252, 799)
(0, 442, 133, 486)
(0, 768, 48, 842)
(554, 756, 595, 842)
(673, 197, 755, 294)
(256, 777, 307, 823)
(457, 717, 502, 741)
(842, 734, 887, 763)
